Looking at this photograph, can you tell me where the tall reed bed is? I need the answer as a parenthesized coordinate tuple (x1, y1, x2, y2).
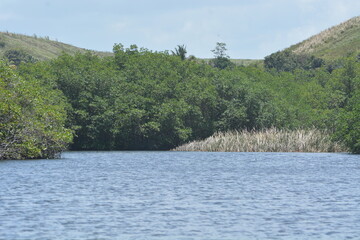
(173, 128, 347, 152)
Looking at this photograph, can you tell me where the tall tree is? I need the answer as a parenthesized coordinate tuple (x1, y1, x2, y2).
(172, 45, 187, 60)
(211, 42, 229, 58)
(210, 42, 234, 69)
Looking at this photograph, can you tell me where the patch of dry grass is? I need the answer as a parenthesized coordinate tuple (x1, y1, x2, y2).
(173, 128, 347, 152)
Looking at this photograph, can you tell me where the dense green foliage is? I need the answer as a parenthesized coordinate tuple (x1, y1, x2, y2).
(0, 60, 72, 159)
(20, 48, 220, 150)
(335, 93, 360, 153)
(2, 40, 360, 157)
(331, 59, 360, 153)
(264, 50, 324, 72)
(4, 49, 37, 66)
(18, 48, 296, 151)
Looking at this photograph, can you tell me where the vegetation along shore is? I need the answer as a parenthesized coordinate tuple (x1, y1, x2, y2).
(1, 16, 360, 159)
(172, 128, 347, 152)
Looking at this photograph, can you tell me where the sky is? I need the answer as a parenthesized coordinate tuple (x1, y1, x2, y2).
(0, 0, 359, 59)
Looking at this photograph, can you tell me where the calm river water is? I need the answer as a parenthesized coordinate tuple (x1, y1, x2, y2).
(0, 151, 360, 239)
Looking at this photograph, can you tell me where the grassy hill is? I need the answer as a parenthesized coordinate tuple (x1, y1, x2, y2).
(287, 16, 360, 60)
(0, 31, 112, 61)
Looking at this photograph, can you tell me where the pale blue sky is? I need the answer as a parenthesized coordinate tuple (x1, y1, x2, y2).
(0, 0, 359, 59)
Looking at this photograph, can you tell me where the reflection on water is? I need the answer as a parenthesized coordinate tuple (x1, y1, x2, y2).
(1, 151, 360, 239)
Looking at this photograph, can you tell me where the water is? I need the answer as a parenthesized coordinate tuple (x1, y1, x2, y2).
(1, 151, 360, 240)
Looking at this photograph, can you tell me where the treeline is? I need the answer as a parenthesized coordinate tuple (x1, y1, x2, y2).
(1, 43, 359, 159)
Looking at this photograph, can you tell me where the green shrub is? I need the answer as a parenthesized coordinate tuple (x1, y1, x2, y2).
(4, 49, 37, 66)
(0, 60, 72, 160)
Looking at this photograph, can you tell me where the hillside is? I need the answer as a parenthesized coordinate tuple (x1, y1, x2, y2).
(287, 16, 360, 59)
(0, 31, 112, 61)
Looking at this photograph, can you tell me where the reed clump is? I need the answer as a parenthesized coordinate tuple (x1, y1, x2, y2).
(173, 128, 347, 152)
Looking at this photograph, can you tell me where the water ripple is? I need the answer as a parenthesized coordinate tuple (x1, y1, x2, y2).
(0, 152, 359, 239)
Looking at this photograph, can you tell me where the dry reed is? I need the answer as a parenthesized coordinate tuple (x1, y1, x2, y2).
(173, 128, 347, 152)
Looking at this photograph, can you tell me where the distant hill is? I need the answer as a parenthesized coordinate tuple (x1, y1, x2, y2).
(287, 16, 360, 60)
(0, 31, 112, 61)
(0, 31, 263, 66)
